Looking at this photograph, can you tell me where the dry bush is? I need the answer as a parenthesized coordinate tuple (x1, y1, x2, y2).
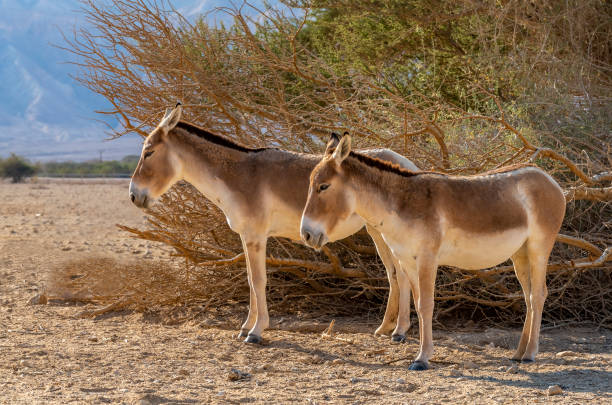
(62, 1, 611, 327)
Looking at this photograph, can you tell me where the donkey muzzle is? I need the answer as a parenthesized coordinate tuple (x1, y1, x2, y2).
(129, 182, 151, 209)
(300, 223, 328, 250)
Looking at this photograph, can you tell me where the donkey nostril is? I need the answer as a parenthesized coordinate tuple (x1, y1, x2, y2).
(304, 231, 311, 241)
(130, 193, 135, 203)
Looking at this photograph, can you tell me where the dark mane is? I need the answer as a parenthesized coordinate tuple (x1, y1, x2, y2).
(349, 152, 534, 178)
(348, 151, 423, 178)
(175, 121, 269, 153)
(349, 151, 537, 177)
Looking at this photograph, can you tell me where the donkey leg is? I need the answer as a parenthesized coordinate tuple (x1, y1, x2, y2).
(409, 256, 437, 371)
(391, 262, 413, 343)
(241, 236, 269, 344)
(238, 247, 258, 338)
(521, 239, 553, 362)
(367, 225, 404, 337)
(510, 244, 532, 361)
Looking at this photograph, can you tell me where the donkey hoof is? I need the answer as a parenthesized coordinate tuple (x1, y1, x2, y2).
(245, 334, 262, 344)
(237, 329, 249, 339)
(391, 334, 406, 343)
(375, 325, 394, 336)
(521, 358, 534, 363)
(408, 361, 429, 371)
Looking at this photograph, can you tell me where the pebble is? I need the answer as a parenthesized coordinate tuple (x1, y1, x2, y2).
(547, 385, 563, 396)
(396, 378, 406, 384)
(228, 368, 250, 381)
(555, 351, 576, 358)
(449, 369, 462, 377)
(487, 342, 496, 348)
(506, 364, 519, 374)
(332, 358, 343, 365)
(463, 360, 478, 369)
(19, 359, 33, 368)
(28, 293, 47, 305)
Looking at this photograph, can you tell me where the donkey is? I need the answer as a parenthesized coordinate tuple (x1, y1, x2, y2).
(301, 135, 566, 370)
(129, 104, 419, 343)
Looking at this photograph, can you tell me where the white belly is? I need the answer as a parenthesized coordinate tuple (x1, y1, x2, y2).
(437, 227, 528, 270)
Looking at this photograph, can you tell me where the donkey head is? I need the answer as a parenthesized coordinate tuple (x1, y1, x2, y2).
(129, 103, 183, 208)
(301, 134, 356, 249)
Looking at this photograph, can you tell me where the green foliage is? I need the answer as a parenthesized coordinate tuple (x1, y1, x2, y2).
(0, 154, 37, 183)
(300, 0, 611, 114)
(38, 155, 139, 177)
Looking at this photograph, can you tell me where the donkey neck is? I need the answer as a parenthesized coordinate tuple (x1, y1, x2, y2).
(342, 156, 423, 227)
(168, 127, 265, 209)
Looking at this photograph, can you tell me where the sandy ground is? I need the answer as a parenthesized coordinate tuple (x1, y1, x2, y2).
(0, 178, 610, 404)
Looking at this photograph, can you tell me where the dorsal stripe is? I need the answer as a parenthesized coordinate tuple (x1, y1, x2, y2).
(349, 151, 533, 178)
(348, 152, 422, 177)
(175, 121, 269, 153)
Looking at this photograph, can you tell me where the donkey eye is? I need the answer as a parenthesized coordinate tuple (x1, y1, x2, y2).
(318, 183, 330, 193)
(144, 151, 154, 159)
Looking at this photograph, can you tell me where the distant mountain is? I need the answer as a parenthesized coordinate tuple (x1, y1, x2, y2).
(0, 0, 276, 162)
(0, 0, 140, 161)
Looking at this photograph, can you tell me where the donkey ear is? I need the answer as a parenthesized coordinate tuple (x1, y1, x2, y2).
(331, 134, 351, 164)
(159, 103, 182, 131)
(330, 132, 341, 144)
(325, 132, 342, 154)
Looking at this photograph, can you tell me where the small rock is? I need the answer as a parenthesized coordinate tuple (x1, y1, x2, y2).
(228, 368, 250, 381)
(178, 369, 190, 376)
(463, 360, 478, 369)
(332, 358, 343, 365)
(61, 246, 71, 251)
(88, 337, 98, 343)
(555, 351, 575, 358)
(396, 378, 406, 384)
(19, 359, 33, 368)
(506, 364, 519, 374)
(547, 385, 563, 396)
(28, 293, 47, 305)
(216, 391, 225, 396)
(487, 342, 496, 349)
(138, 394, 164, 405)
(497, 366, 506, 371)
(449, 369, 462, 377)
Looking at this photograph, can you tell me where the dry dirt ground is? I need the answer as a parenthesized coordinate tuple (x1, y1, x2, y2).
(1, 178, 610, 404)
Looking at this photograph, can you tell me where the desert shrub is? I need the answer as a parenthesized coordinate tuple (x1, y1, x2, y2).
(0, 154, 37, 183)
(62, 0, 611, 326)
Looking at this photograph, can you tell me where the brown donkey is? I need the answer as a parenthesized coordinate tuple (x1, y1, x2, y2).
(129, 104, 419, 343)
(301, 135, 566, 370)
